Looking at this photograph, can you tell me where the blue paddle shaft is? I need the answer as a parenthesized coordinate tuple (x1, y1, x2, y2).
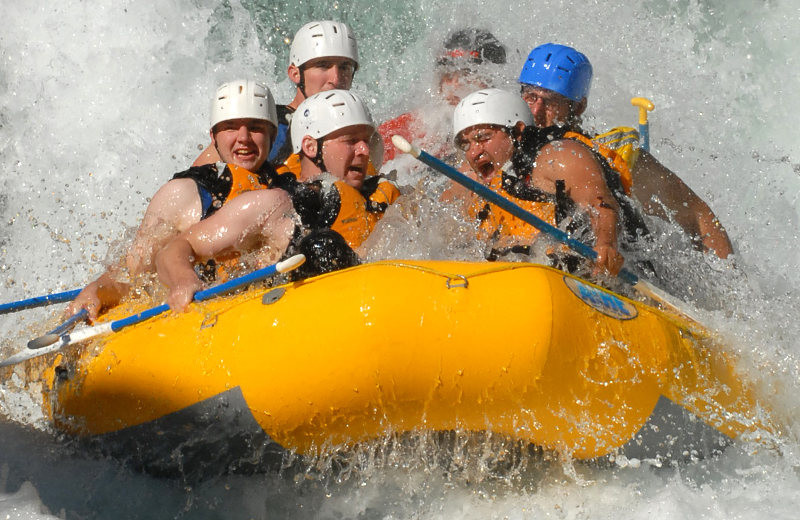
(110, 303, 170, 332)
(108, 261, 284, 333)
(194, 263, 278, 301)
(0, 288, 82, 315)
(639, 123, 650, 152)
(413, 148, 639, 285)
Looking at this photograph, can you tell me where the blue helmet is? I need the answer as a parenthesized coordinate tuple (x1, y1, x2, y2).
(518, 43, 592, 102)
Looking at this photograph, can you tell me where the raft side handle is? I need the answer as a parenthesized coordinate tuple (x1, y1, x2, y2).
(200, 314, 218, 330)
(446, 275, 469, 289)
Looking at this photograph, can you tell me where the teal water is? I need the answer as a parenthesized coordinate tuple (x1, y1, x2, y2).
(1, 0, 799, 518)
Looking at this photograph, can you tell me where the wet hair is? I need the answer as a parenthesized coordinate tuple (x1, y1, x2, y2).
(437, 28, 507, 68)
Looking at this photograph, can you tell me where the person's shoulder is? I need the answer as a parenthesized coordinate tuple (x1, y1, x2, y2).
(235, 186, 294, 216)
(140, 176, 204, 225)
(153, 176, 202, 200)
(541, 137, 597, 161)
(534, 139, 605, 186)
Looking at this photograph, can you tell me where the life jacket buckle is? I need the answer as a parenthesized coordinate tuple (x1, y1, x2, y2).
(446, 275, 469, 289)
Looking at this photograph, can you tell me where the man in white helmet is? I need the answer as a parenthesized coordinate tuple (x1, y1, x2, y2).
(67, 79, 282, 320)
(446, 88, 624, 275)
(157, 89, 399, 311)
(194, 20, 360, 169)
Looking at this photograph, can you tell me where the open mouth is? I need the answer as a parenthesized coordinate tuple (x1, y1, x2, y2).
(233, 148, 256, 160)
(348, 164, 366, 176)
(475, 161, 495, 180)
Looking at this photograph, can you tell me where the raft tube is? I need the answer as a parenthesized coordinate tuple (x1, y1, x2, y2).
(40, 261, 770, 469)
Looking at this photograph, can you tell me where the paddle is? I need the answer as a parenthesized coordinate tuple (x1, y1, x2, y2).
(391, 135, 702, 323)
(36, 309, 90, 344)
(0, 254, 306, 368)
(630, 97, 655, 152)
(0, 288, 82, 315)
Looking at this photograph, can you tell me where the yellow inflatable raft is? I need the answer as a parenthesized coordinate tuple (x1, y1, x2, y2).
(40, 261, 770, 469)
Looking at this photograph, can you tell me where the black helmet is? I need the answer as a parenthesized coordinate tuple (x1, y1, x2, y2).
(437, 28, 507, 67)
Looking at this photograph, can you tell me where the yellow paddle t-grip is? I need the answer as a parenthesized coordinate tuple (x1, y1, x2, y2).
(631, 97, 655, 125)
(630, 97, 655, 151)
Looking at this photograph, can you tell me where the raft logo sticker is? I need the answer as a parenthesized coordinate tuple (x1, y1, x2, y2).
(563, 276, 638, 320)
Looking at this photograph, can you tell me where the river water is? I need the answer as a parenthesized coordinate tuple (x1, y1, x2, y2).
(1, 0, 799, 518)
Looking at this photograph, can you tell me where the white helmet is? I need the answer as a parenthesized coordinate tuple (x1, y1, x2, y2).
(291, 90, 376, 150)
(453, 88, 533, 139)
(210, 79, 278, 131)
(291, 89, 382, 166)
(289, 21, 359, 69)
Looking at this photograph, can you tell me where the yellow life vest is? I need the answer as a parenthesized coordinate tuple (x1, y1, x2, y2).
(225, 163, 270, 199)
(468, 172, 557, 249)
(564, 127, 639, 195)
(272, 154, 400, 249)
(328, 178, 400, 248)
(592, 126, 641, 170)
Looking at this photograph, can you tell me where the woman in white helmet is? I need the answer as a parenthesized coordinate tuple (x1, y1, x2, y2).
(157, 90, 400, 310)
(193, 20, 361, 169)
(448, 88, 624, 275)
(68, 80, 284, 320)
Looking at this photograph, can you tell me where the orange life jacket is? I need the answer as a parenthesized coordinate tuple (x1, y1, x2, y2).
(272, 156, 400, 248)
(225, 163, 270, 199)
(172, 162, 271, 218)
(327, 178, 401, 248)
(468, 172, 559, 250)
(171, 162, 272, 283)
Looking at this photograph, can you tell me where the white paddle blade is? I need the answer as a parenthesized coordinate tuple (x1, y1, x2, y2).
(391, 135, 420, 157)
(276, 253, 306, 274)
(0, 322, 113, 368)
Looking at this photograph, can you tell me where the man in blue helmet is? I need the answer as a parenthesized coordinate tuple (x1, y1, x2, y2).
(518, 43, 733, 259)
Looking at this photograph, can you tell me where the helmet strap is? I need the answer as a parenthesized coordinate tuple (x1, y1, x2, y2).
(507, 126, 521, 152)
(297, 66, 308, 99)
(565, 102, 580, 130)
(507, 121, 527, 149)
(312, 138, 327, 172)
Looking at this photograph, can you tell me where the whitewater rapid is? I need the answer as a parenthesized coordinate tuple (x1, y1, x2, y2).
(1, 0, 799, 518)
